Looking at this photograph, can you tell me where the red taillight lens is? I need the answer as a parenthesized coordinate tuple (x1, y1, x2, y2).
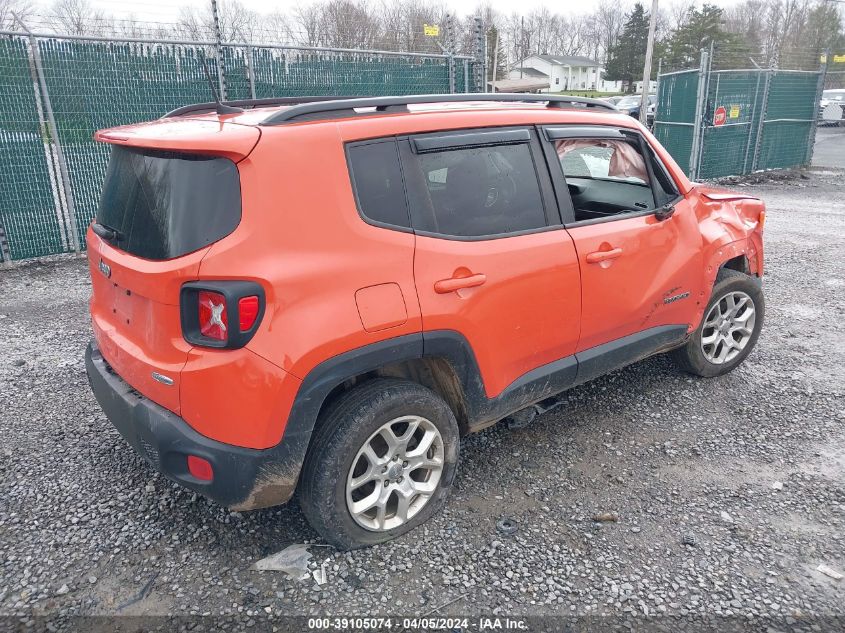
(187, 455, 213, 481)
(238, 295, 260, 331)
(198, 290, 228, 341)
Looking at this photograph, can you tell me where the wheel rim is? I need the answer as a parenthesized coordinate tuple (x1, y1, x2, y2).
(700, 290, 757, 365)
(345, 415, 444, 532)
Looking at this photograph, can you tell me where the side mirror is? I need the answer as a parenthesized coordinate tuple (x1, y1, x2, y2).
(655, 204, 675, 221)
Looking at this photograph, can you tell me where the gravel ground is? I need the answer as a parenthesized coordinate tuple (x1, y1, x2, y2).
(1, 170, 843, 629)
(812, 126, 845, 169)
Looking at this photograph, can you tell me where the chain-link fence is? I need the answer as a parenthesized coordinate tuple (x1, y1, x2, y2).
(0, 32, 483, 263)
(654, 49, 827, 181)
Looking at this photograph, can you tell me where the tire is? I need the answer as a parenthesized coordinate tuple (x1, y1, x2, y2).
(670, 268, 765, 377)
(299, 378, 460, 550)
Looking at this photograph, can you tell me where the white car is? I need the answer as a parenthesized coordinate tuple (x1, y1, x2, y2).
(819, 89, 845, 126)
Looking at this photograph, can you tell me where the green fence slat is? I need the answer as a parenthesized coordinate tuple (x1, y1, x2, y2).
(0, 36, 475, 261)
(698, 70, 762, 179)
(653, 70, 699, 175)
(657, 66, 822, 179)
(0, 38, 68, 261)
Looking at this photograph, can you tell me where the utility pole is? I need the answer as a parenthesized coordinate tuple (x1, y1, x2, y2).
(639, 0, 659, 125)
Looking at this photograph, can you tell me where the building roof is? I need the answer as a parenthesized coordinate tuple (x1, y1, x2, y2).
(488, 78, 550, 93)
(510, 67, 549, 79)
(526, 54, 600, 67)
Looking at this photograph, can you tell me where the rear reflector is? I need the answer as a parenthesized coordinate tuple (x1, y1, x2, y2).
(238, 295, 260, 331)
(187, 455, 213, 481)
(198, 290, 228, 341)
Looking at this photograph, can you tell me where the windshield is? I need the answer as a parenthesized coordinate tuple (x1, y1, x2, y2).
(96, 147, 241, 260)
(616, 96, 640, 107)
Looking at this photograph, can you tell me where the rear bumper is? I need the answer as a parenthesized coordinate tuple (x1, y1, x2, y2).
(85, 341, 307, 510)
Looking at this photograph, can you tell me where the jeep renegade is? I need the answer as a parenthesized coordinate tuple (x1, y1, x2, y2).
(85, 94, 765, 549)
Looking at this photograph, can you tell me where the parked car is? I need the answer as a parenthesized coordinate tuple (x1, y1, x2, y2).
(601, 95, 623, 107)
(819, 89, 845, 126)
(615, 94, 657, 125)
(85, 94, 766, 549)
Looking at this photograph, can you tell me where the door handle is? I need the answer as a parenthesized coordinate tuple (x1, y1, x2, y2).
(586, 247, 623, 263)
(434, 273, 487, 294)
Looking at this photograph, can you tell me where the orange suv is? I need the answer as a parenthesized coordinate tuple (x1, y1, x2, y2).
(85, 94, 765, 549)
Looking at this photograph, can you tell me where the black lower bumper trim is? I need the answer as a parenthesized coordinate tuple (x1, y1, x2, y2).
(85, 341, 307, 510)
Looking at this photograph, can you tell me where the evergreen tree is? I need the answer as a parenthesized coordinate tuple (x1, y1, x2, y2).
(604, 3, 649, 93)
(665, 4, 750, 70)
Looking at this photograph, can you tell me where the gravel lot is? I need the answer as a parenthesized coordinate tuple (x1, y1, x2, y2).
(1, 170, 843, 629)
(812, 126, 845, 169)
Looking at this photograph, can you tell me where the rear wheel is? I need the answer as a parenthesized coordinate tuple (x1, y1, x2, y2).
(671, 268, 764, 377)
(299, 378, 459, 550)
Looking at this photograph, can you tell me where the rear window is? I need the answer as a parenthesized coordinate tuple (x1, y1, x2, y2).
(96, 146, 241, 260)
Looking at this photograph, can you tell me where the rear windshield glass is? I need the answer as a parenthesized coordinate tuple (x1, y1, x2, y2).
(96, 146, 241, 260)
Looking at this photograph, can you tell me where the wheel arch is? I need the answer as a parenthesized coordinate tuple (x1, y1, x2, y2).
(285, 333, 480, 450)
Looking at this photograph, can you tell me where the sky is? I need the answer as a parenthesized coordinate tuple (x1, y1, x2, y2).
(80, 0, 745, 24)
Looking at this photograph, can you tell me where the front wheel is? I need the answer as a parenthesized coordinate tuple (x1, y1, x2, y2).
(671, 268, 765, 377)
(299, 378, 459, 550)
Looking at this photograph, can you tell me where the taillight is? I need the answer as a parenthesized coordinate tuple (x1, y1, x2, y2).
(238, 296, 260, 331)
(180, 281, 265, 349)
(198, 290, 228, 341)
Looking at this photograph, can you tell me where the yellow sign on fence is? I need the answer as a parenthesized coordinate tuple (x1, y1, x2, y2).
(424, 24, 440, 37)
(820, 53, 845, 64)
(729, 105, 740, 119)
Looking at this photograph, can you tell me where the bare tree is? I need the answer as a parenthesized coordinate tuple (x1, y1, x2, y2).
(47, 0, 109, 36)
(0, 0, 33, 30)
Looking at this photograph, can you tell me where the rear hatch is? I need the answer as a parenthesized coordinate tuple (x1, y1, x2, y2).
(88, 118, 259, 413)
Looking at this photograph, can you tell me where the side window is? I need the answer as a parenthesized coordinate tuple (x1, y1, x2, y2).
(346, 140, 410, 228)
(406, 142, 547, 237)
(555, 137, 656, 222)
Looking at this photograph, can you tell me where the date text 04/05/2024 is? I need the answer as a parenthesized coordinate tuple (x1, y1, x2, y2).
(306, 617, 528, 630)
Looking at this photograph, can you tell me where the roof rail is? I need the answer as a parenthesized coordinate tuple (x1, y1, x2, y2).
(260, 93, 618, 126)
(162, 96, 359, 119)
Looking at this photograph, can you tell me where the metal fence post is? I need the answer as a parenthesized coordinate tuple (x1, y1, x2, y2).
(211, 0, 227, 100)
(16, 20, 81, 254)
(751, 68, 773, 172)
(445, 13, 456, 94)
(473, 16, 485, 92)
(805, 50, 828, 166)
(246, 45, 257, 100)
(689, 49, 709, 181)
(742, 70, 763, 173)
(0, 225, 10, 265)
(463, 59, 469, 93)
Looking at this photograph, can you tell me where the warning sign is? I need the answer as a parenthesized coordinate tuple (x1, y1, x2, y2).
(821, 54, 845, 64)
(729, 104, 740, 119)
(714, 106, 727, 126)
(423, 24, 440, 36)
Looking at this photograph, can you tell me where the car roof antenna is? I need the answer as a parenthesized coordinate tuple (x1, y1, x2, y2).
(200, 58, 243, 115)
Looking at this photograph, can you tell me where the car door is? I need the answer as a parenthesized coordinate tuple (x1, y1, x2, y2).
(399, 127, 581, 399)
(540, 125, 705, 361)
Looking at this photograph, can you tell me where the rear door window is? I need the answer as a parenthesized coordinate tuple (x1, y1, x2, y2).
(97, 146, 241, 260)
(401, 130, 551, 238)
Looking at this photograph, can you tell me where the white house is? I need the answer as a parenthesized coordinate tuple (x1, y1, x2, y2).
(508, 54, 604, 92)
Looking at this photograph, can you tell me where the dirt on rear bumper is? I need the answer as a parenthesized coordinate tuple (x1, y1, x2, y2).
(85, 341, 304, 510)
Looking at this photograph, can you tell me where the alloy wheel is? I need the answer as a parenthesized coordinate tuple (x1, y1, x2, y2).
(345, 415, 444, 531)
(701, 290, 757, 365)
